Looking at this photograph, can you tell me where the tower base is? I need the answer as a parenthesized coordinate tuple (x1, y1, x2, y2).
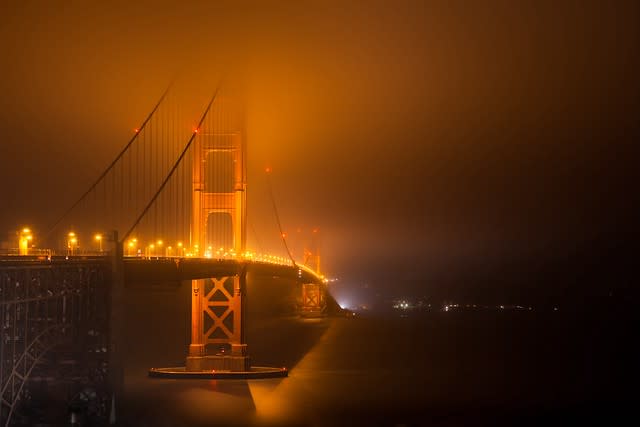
(149, 365, 287, 379)
(186, 355, 250, 372)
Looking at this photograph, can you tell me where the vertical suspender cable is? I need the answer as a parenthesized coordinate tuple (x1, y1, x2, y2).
(265, 171, 296, 266)
(122, 85, 221, 243)
(45, 83, 172, 241)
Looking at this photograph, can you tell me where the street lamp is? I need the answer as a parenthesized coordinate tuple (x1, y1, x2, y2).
(156, 240, 163, 258)
(18, 227, 33, 256)
(94, 234, 103, 252)
(68, 232, 78, 255)
(127, 238, 138, 257)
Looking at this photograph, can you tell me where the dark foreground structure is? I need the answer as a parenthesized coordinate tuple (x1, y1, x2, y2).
(0, 258, 111, 425)
(2, 258, 636, 426)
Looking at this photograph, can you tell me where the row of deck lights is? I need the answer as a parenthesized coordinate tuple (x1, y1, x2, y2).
(17, 228, 104, 255)
(66, 232, 104, 254)
(17, 229, 294, 267)
(124, 238, 293, 265)
(17, 228, 316, 278)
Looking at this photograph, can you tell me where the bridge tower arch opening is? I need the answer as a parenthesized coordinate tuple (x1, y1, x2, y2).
(191, 94, 246, 256)
(204, 211, 233, 255)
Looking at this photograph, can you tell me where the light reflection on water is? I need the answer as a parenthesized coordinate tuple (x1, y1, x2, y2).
(116, 282, 627, 426)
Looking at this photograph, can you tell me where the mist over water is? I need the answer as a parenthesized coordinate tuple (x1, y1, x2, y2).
(8, 269, 634, 426)
(112, 278, 633, 426)
(2, 2, 638, 424)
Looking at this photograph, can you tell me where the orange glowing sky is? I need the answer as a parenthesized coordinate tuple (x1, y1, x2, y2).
(1, 1, 638, 296)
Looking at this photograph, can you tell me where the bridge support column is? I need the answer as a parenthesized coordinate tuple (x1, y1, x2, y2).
(109, 232, 125, 422)
(301, 283, 326, 317)
(188, 280, 205, 357)
(186, 269, 249, 372)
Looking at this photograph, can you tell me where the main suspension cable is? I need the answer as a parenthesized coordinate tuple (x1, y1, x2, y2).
(122, 84, 221, 243)
(45, 81, 174, 240)
(265, 169, 296, 266)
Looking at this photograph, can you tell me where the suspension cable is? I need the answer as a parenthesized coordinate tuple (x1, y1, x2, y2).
(265, 169, 296, 266)
(122, 84, 221, 243)
(45, 81, 174, 240)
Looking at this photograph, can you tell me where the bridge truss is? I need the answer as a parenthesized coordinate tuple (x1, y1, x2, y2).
(0, 260, 110, 426)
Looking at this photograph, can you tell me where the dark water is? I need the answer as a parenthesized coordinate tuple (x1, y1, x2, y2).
(12, 277, 633, 426)
(115, 281, 636, 426)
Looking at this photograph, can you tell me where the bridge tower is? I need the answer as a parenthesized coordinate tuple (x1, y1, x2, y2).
(187, 93, 250, 372)
(301, 230, 326, 316)
(191, 93, 246, 255)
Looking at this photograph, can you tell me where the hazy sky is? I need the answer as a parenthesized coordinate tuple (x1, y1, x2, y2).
(1, 1, 638, 297)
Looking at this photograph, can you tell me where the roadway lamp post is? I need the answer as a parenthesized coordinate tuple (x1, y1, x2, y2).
(68, 232, 78, 256)
(95, 234, 103, 253)
(18, 227, 33, 255)
(126, 238, 138, 257)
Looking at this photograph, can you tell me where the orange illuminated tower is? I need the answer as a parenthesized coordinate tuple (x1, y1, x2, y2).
(191, 93, 246, 254)
(303, 228, 321, 275)
(187, 91, 249, 371)
(301, 228, 325, 316)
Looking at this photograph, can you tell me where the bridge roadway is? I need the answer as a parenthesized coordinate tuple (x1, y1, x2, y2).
(1, 255, 326, 283)
(0, 254, 336, 310)
(123, 257, 327, 287)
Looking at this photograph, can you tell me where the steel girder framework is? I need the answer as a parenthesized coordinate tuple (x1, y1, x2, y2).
(0, 260, 110, 426)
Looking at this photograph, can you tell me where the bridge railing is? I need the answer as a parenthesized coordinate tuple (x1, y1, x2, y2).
(0, 249, 111, 259)
(0, 248, 53, 257)
(122, 251, 296, 267)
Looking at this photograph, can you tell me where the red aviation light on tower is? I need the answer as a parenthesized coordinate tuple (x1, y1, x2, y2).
(265, 167, 272, 173)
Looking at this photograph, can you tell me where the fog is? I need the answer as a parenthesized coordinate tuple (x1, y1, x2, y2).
(1, 1, 638, 299)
